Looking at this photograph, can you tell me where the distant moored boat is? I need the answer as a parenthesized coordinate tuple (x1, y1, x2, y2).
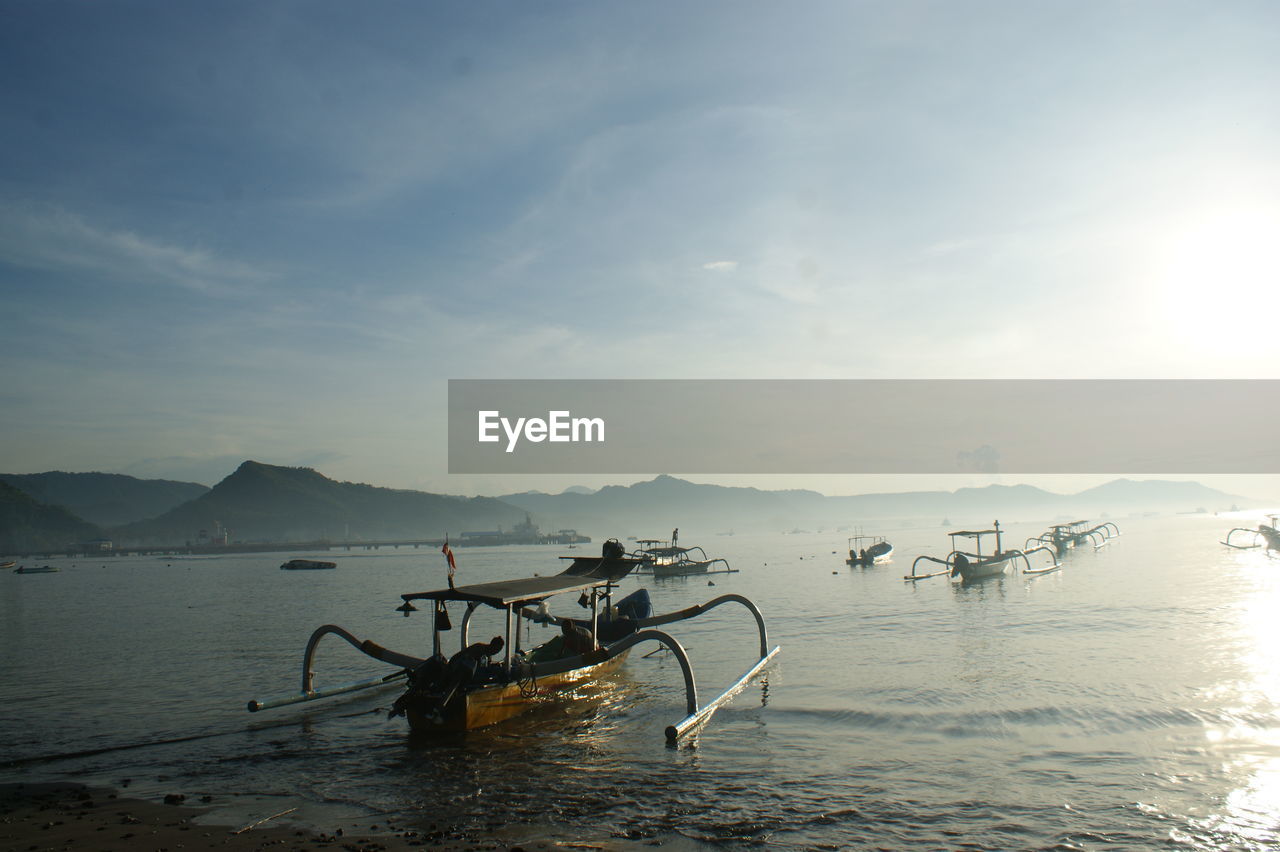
(281, 559, 337, 570)
(845, 534, 893, 567)
(15, 564, 60, 574)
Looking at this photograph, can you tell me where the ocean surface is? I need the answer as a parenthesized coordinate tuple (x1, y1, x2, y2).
(4, 513, 1280, 849)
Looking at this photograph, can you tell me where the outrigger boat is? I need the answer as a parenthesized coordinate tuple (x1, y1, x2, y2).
(280, 559, 337, 570)
(845, 533, 893, 567)
(1024, 520, 1120, 555)
(630, 529, 734, 577)
(1222, 515, 1280, 553)
(248, 540, 779, 742)
(906, 520, 1060, 582)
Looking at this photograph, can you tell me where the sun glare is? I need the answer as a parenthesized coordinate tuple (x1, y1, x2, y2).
(1148, 202, 1280, 359)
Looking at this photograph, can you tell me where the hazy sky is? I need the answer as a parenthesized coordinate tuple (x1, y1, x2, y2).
(2, 2, 1278, 499)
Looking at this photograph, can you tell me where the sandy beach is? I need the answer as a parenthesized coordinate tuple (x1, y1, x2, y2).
(0, 782, 533, 852)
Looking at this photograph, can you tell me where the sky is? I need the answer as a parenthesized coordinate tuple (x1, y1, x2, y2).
(2, 1, 1278, 501)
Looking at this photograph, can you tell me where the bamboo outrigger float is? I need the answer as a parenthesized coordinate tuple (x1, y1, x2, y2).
(1222, 515, 1280, 553)
(905, 520, 1060, 582)
(247, 540, 779, 742)
(1024, 520, 1120, 555)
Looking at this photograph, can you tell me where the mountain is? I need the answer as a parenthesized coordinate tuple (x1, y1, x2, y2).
(0, 480, 105, 553)
(1067, 479, 1238, 510)
(0, 471, 208, 527)
(501, 475, 821, 533)
(112, 460, 530, 545)
(500, 475, 1252, 535)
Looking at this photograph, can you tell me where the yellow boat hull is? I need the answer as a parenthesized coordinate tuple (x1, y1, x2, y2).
(406, 649, 631, 733)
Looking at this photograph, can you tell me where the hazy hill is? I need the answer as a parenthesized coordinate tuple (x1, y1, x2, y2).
(1067, 479, 1240, 510)
(113, 460, 530, 545)
(500, 475, 1251, 534)
(0, 480, 104, 553)
(0, 471, 208, 527)
(502, 475, 824, 533)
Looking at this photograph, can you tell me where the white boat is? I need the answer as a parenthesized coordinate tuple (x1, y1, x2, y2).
(906, 521, 1059, 582)
(845, 534, 893, 567)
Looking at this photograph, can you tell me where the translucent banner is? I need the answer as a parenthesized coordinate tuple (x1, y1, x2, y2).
(447, 380, 1279, 473)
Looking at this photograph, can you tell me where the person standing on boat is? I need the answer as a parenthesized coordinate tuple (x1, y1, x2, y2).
(672, 528, 679, 547)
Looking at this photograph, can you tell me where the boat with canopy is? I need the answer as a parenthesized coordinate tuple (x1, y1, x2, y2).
(248, 540, 778, 742)
(845, 533, 893, 567)
(1024, 520, 1120, 555)
(630, 528, 734, 577)
(905, 520, 1060, 582)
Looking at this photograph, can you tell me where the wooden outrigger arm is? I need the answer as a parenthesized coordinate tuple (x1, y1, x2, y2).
(1018, 544, 1062, 574)
(512, 592, 779, 741)
(1223, 516, 1280, 551)
(905, 553, 953, 580)
(246, 624, 422, 713)
(1223, 528, 1262, 549)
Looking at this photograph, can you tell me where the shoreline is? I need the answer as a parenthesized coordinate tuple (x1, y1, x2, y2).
(1, 781, 681, 851)
(0, 782, 491, 851)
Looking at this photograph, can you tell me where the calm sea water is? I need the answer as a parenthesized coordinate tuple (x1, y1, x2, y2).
(4, 513, 1280, 849)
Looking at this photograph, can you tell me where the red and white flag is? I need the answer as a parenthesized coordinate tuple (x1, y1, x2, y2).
(442, 538, 457, 588)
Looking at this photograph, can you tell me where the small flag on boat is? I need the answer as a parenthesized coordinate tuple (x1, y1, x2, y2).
(442, 538, 457, 588)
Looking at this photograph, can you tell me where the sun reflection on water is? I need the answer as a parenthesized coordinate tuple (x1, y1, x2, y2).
(1192, 561, 1280, 848)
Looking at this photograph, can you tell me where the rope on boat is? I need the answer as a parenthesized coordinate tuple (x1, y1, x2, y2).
(516, 660, 538, 698)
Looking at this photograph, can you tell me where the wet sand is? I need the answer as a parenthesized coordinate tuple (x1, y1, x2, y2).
(0, 782, 522, 851)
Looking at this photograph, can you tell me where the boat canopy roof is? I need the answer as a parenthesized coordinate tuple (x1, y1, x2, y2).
(401, 555, 641, 608)
(639, 546, 695, 557)
(948, 529, 997, 538)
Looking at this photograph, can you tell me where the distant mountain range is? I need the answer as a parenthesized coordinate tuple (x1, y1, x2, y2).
(0, 471, 208, 526)
(500, 475, 1254, 535)
(0, 480, 105, 552)
(0, 463, 1259, 554)
(113, 461, 530, 545)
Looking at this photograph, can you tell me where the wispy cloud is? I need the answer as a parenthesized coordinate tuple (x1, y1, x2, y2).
(702, 260, 739, 272)
(0, 203, 271, 296)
